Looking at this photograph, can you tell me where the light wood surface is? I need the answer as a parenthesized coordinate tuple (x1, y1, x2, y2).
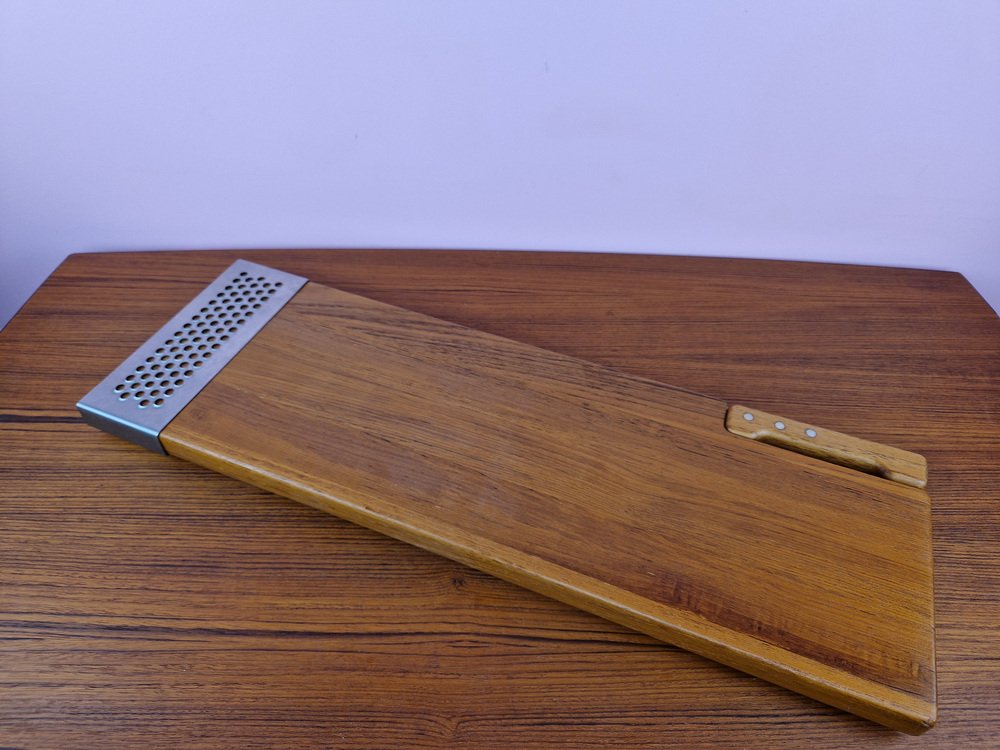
(2, 249, 999, 748)
(160, 281, 935, 732)
(725, 404, 928, 488)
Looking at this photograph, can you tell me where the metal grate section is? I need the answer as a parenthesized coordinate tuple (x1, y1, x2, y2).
(77, 259, 308, 453)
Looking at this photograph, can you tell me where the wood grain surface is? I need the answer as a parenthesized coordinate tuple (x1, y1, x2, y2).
(2, 249, 999, 748)
(160, 280, 935, 732)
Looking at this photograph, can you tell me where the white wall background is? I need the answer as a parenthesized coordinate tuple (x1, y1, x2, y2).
(2, 0, 998, 328)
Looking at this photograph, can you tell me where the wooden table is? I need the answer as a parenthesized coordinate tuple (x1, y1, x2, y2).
(2, 250, 998, 748)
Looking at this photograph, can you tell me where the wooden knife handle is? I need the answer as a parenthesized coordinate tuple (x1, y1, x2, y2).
(725, 405, 927, 489)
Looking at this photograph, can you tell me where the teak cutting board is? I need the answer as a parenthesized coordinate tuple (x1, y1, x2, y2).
(77, 260, 936, 733)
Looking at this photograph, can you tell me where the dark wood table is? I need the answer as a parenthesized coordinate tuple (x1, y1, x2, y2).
(2, 249, 998, 748)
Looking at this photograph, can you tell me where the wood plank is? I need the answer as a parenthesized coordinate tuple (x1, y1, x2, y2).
(159, 280, 935, 732)
(2, 249, 998, 748)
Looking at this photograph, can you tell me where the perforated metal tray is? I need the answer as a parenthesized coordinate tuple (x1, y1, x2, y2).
(77, 259, 307, 453)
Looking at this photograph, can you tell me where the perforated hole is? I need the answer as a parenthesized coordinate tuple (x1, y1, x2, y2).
(111, 268, 286, 407)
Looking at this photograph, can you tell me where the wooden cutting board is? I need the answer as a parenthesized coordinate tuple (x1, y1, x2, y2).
(77, 260, 936, 733)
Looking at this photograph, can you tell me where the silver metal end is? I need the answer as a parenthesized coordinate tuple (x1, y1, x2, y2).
(77, 259, 308, 453)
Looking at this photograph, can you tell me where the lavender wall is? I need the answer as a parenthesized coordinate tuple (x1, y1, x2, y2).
(2, 1, 998, 328)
